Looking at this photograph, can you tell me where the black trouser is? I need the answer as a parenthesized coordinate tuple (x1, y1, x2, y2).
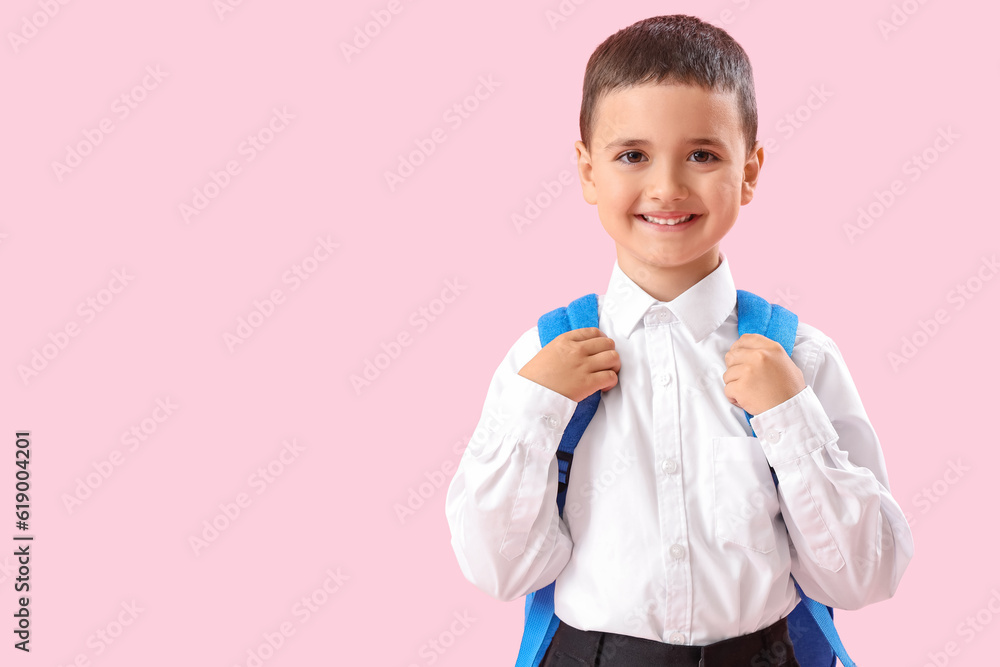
(539, 615, 799, 667)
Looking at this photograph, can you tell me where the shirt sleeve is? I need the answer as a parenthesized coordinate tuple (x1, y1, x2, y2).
(748, 333, 915, 610)
(444, 327, 581, 602)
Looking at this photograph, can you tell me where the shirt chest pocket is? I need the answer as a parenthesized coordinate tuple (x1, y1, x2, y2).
(712, 436, 780, 554)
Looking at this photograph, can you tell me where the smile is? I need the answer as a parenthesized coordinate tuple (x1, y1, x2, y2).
(637, 213, 699, 227)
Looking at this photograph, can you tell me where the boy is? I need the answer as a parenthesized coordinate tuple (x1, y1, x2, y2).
(445, 14, 913, 667)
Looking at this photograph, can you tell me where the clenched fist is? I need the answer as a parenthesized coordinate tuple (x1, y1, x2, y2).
(518, 328, 621, 403)
(723, 333, 806, 416)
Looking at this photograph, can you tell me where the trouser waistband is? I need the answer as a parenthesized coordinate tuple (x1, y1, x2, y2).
(540, 615, 798, 667)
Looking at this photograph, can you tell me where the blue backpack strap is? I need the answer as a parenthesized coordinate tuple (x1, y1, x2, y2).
(736, 290, 854, 667)
(517, 293, 602, 667)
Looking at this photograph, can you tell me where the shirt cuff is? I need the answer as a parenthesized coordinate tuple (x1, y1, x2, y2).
(500, 372, 580, 455)
(748, 385, 839, 466)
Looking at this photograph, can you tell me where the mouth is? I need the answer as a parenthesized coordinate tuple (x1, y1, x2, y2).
(636, 213, 700, 229)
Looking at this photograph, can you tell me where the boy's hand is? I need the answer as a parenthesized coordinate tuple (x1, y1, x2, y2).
(723, 333, 806, 416)
(518, 328, 620, 403)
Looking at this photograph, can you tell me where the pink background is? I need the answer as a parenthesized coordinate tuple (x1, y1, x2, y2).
(2, 0, 997, 664)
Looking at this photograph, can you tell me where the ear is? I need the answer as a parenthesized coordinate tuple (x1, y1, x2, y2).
(741, 140, 764, 206)
(575, 140, 597, 205)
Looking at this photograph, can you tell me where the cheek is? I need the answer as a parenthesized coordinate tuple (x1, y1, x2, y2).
(710, 172, 743, 202)
(597, 179, 631, 209)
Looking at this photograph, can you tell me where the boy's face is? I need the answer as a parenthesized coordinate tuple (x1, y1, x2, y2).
(575, 82, 764, 293)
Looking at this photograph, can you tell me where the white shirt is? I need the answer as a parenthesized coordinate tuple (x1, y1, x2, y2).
(445, 250, 914, 645)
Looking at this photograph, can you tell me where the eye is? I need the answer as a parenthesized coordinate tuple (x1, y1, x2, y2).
(615, 150, 646, 165)
(690, 150, 719, 163)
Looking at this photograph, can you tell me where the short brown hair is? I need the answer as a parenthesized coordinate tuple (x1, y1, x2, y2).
(580, 15, 758, 160)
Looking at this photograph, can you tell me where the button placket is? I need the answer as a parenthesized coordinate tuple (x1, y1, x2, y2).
(646, 314, 689, 641)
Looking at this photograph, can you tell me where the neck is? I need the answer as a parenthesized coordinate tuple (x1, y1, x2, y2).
(619, 250, 722, 302)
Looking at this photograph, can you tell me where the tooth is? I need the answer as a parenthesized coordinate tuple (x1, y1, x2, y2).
(644, 214, 691, 225)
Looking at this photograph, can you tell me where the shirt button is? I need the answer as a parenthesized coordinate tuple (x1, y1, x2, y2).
(669, 544, 686, 560)
(661, 459, 678, 474)
(659, 373, 672, 386)
(765, 429, 781, 443)
(544, 415, 560, 430)
(669, 632, 686, 644)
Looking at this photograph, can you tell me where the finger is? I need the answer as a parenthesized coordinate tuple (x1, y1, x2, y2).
(733, 333, 776, 349)
(574, 333, 617, 357)
(724, 348, 755, 368)
(722, 380, 739, 405)
(589, 348, 621, 374)
(561, 327, 606, 342)
(723, 384, 744, 409)
(593, 369, 618, 393)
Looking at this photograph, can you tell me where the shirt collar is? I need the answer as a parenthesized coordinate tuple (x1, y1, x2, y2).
(603, 250, 737, 343)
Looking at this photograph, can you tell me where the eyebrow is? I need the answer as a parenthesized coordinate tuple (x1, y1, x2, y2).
(603, 137, 730, 151)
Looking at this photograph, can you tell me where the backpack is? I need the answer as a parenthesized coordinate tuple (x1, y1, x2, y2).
(514, 290, 857, 667)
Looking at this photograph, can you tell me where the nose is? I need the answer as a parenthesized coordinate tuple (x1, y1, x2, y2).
(644, 158, 689, 201)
